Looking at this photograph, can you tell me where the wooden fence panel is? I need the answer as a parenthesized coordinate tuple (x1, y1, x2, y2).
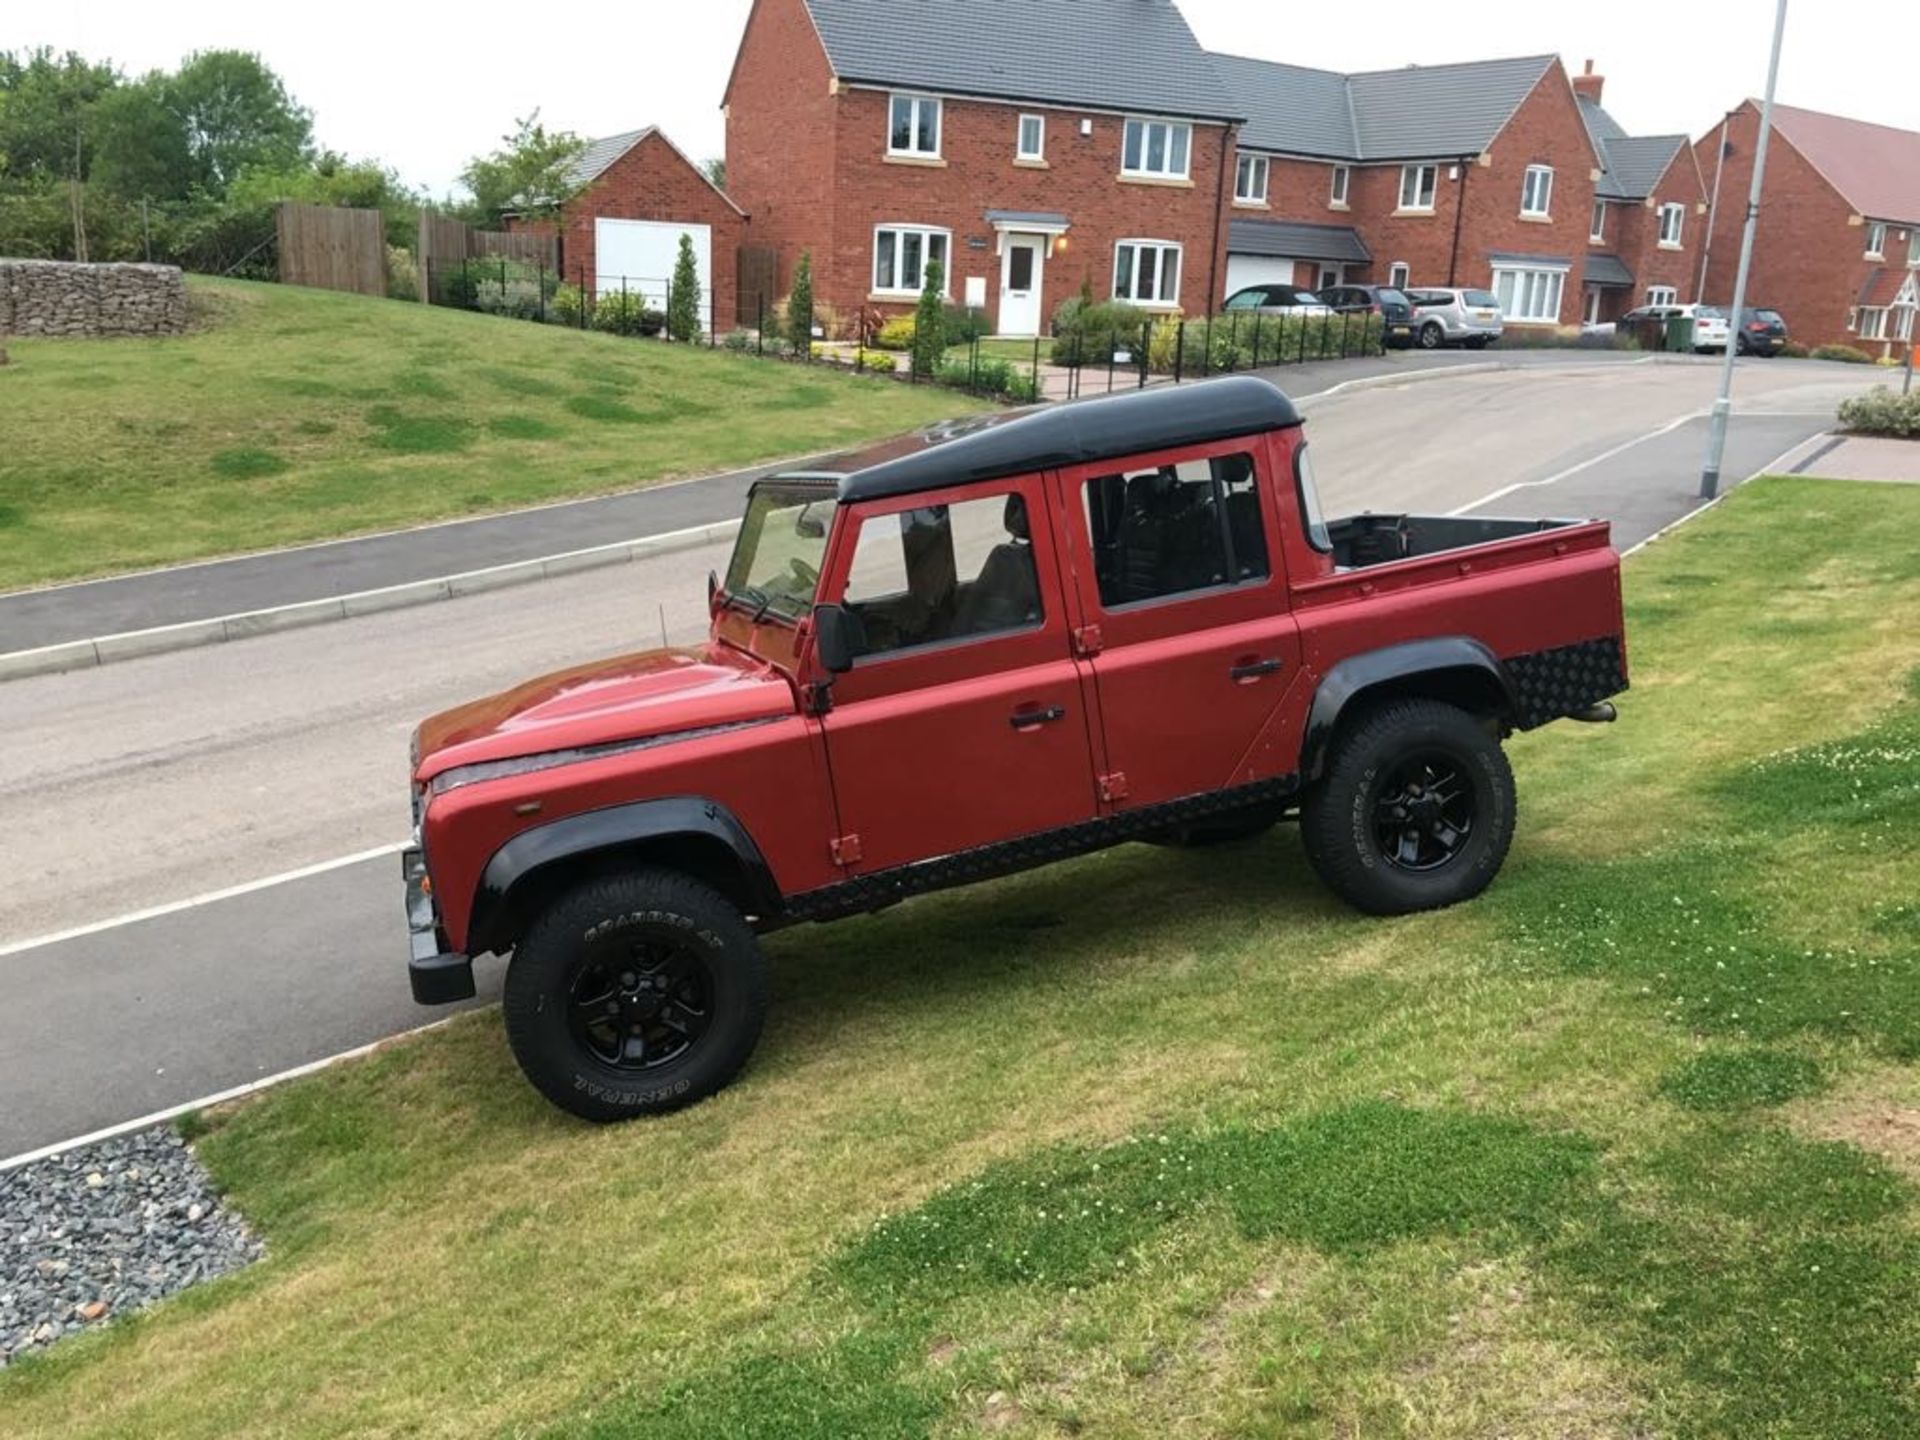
(417, 210, 556, 303)
(276, 203, 385, 297)
(737, 245, 777, 328)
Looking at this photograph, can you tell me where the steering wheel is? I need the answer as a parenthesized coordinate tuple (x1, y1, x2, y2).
(787, 556, 820, 590)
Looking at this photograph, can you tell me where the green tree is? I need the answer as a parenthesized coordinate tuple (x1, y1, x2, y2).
(910, 259, 946, 377)
(88, 75, 193, 199)
(459, 112, 584, 224)
(667, 232, 700, 341)
(164, 50, 313, 193)
(701, 156, 725, 190)
(0, 48, 118, 181)
(786, 251, 814, 353)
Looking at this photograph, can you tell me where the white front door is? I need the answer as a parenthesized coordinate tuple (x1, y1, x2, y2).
(999, 236, 1045, 336)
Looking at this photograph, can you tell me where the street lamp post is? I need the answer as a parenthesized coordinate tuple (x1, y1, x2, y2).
(1700, 0, 1790, 500)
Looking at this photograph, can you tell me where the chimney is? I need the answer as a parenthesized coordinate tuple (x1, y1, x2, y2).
(1571, 59, 1604, 104)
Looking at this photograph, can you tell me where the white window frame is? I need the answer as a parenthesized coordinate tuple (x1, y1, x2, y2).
(1908, 230, 1920, 267)
(1590, 199, 1607, 243)
(1121, 117, 1192, 180)
(1645, 285, 1678, 307)
(1329, 164, 1350, 208)
(1492, 263, 1567, 324)
(1521, 165, 1554, 218)
(1399, 164, 1437, 212)
(1864, 221, 1887, 259)
(1113, 238, 1182, 306)
(1235, 152, 1269, 204)
(1658, 202, 1685, 249)
(887, 93, 942, 159)
(1856, 306, 1889, 340)
(1388, 261, 1411, 290)
(871, 224, 952, 298)
(1016, 113, 1045, 162)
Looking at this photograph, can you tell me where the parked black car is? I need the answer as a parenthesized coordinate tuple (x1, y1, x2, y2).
(1223, 283, 1332, 316)
(1734, 307, 1789, 356)
(1318, 284, 1417, 348)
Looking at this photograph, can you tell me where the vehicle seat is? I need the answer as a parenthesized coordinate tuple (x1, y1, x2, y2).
(951, 494, 1040, 635)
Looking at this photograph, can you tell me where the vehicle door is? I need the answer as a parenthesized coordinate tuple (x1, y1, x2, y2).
(814, 473, 1099, 874)
(1055, 439, 1303, 811)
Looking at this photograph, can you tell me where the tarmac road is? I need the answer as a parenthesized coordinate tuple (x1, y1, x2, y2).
(0, 357, 1880, 1157)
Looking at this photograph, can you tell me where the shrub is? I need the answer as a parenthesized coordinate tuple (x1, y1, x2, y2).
(1050, 299, 1148, 364)
(943, 303, 991, 344)
(550, 283, 586, 327)
(1140, 311, 1386, 374)
(858, 350, 897, 374)
(721, 328, 756, 352)
(1810, 343, 1873, 364)
(935, 355, 1040, 402)
(385, 246, 419, 302)
(786, 252, 815, 352)
(666, 232, 701, 342)
(1778, 340, 1810, 359)
(593, 291, 663, 337)
(910, 261, 947, 377)
(874, 315, 916, 350)
(1837, 385, 1920, 437)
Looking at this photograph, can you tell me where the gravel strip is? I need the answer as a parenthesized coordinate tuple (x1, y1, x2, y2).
(1, 1127, 260, 1366)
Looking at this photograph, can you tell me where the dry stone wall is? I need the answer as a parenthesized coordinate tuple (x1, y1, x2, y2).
(0, 259, 188, 337)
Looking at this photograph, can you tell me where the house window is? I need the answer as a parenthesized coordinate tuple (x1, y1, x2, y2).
(1388, 261, 1411, 290)
(1122, 118, 1191, 179)
(1399, 164, 1437, 212)
(1646, 285, 1677, 307)
(872, 225, 951, 296)
(1856, 306, 1889, 340)
(1235, 153, 1269, 204)
(1492, 264, 1566, 323)
(1590, 200, 1607, 243)
(1329, 164, 1350, 207)
(1016, 113, 1045, 162)
(888, 93, 941, 158)
(1908, 230, 1920, 267)
(1113, 239, 1182, 305)
(1658, 203, 1685, 248)
(1521, 165, 1554, 218)
(1864, 221, 1887, 258)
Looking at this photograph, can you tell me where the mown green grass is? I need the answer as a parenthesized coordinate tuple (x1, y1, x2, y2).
(0, 279, 986, 590)
(3, 476, 1918, 1438)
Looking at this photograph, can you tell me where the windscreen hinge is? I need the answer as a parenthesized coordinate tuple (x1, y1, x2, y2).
(1072, 624, 1104, 659)
(1097, 772, 1130, 803)
(830, 833, 863, 866)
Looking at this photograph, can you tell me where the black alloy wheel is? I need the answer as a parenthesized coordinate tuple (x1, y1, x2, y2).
(1370, 751, 1474, 872)
(567, 941, 713, 1072)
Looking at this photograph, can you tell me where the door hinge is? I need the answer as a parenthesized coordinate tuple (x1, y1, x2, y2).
(1071, 624, 1104, 659)
(830, 833, 863, 865)
(1098, 771, 1130, 802)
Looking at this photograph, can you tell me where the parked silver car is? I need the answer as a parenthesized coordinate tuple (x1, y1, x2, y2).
(1406, 287, 1504, 349)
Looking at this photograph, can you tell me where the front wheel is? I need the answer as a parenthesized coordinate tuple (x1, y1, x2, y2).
(503, 869, 768, 1122)
(1300, 699, 1514, 915)
(1417, 322, 1445, 350)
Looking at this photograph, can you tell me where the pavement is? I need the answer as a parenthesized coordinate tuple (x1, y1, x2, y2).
(0, 347, 1707, 661)
(1790, 432, 1920, 482)
(0, 353, 1892, 1160)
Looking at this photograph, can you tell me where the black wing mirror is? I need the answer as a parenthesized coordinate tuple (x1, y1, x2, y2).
(812, 603, 858, 674)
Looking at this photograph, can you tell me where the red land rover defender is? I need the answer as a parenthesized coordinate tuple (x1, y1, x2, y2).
(405, 377, 1626, 1120)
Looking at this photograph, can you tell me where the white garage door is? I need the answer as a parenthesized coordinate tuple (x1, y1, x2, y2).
(1224, 254, 1302, 298)
(594, 218, 713, 313)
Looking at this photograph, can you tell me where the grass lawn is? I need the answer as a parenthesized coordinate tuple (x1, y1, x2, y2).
(0, 279, 986, 591)
(947, 337, 1050, 368)
(5, 476, 1920, 1437)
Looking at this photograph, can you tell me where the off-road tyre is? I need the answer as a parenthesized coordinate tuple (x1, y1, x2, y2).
(1300, 699, 1514, 915)
(1418, 321, 1445, 350)
(503, 868, 767, 1122)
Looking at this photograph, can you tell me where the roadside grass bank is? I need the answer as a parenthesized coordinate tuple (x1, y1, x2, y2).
(0, 279, 985, 591)
(2, 476, 1918, 1437)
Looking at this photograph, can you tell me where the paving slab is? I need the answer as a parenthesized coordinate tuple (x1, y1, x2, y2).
(1792, 434, 1920, 483)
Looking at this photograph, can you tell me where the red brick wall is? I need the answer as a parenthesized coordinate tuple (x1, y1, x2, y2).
(1694, 104, 1900, 353)
(543, 132, 746, 328)
(724, 0, 838, 301)
(822, 88, 1232, 332)
(1606, 147, 1709, 318)
(1341, 65, 1599, 324)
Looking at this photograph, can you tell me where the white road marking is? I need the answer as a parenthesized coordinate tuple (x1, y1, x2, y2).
(0, 842, 406, 960)
(1446, 409, 1707, 516)
(0, 1013, 467, 1173)
(1621, 432, 1830, 557)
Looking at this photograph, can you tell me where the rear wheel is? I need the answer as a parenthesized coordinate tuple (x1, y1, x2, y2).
(1301, 699, 1514, 915)
(1418, 321, 1445, 350)
(503, 869, 767, 1122)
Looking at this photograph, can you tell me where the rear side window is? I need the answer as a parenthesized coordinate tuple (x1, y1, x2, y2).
(1081, 453, 1268, 608)
(1377, 288, 1410, 308)
(841, 491, 1042, 657)
(1463, 289, 1499, 307)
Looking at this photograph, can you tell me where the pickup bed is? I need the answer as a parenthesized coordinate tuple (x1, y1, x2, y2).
(404, 376, 1627, 1120)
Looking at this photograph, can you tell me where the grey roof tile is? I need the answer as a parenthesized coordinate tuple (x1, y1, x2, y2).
(1209, 54, 1353, 157)
(1227, 218, 1369, 263)
(985, 209, 1071, 226)
(802, 0, 1240, 121)
(1584, 253, 1634, 286)
(1488, 250, 1573, 267)
(1580, 97, 1685, 200)
(564, 128, 653, 190)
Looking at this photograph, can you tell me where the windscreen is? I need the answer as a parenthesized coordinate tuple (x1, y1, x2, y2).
(722, 482, 834, 622)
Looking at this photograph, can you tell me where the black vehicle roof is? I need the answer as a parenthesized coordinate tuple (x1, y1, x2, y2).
(810, 376, 1303, 505)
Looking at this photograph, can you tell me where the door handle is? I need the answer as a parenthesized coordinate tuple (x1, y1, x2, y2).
(1009, 704, 1068, 730)
(1230, 658, 1284, 682)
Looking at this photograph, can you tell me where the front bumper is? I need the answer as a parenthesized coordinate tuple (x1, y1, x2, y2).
(403, 846, 475, 1005)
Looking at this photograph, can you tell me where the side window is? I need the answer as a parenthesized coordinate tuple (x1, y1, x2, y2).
(840, 491, 1042, 658)
(1081, 453, 1269, 609)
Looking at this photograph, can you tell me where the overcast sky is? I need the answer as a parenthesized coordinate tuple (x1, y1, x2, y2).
(14, 0, 1916, 197)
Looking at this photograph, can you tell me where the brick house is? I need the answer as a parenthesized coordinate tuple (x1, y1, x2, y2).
(1213, 52, 1702, 331)
(1695, 102, 1920, 357)
(722, 0, 1243, 336)
(507, 127, 747, 328)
